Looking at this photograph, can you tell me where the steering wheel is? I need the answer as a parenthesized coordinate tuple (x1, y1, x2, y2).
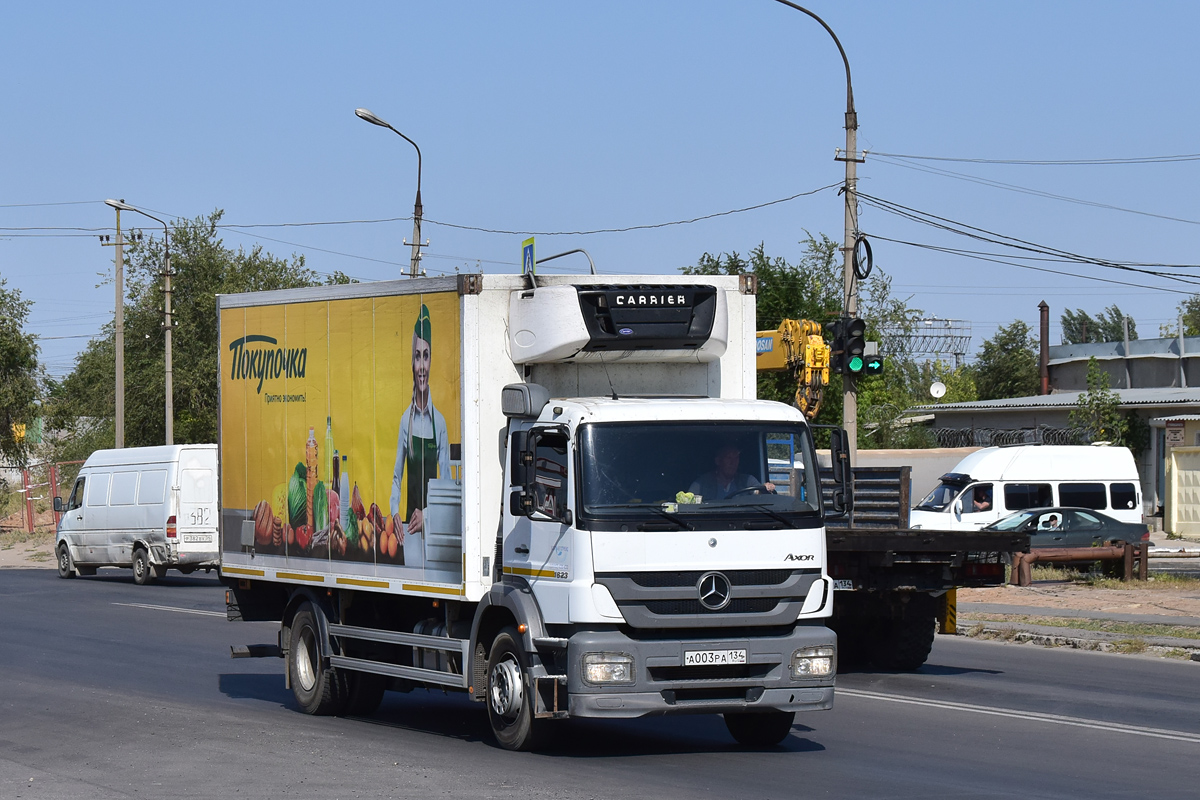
(726, 484, 776, 498)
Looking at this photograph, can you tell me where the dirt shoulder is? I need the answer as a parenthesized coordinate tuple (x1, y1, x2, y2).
(957, 581, 1200, 619)
(0, 529, 55, 568)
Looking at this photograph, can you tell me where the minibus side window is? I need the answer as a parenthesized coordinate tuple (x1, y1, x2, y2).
(1003, 483, 1052, 511)
(1110, 483, 1138, 510)
(67, 478, 86, 511)
(1059, 482, 1106, 510)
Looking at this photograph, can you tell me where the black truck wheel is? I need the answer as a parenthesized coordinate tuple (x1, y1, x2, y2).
(486, 627, 544, 751)
(57, 544, 75, 579)
(288, 604, 348, 715)
(724, 711, 796, 746)
(876, 595, 937, 671)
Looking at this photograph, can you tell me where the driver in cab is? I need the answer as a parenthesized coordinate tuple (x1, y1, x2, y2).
(689, 443, 775, 501)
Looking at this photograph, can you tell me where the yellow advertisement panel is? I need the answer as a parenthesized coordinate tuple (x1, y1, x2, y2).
(221, 291, 462, 583)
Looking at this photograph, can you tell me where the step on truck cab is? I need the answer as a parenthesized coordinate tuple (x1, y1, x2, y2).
(220, 273, 840, 750)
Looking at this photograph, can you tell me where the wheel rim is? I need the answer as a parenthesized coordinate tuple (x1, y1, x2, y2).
(59, 548, 69, 572)
(489, 656, 523, 719)
(295, 628, 318, 692)
(134, 556, 144, 579)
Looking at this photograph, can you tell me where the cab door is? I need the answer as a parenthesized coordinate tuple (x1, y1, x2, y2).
(503, 426, 573, 623)
(58, 477, 87, 556)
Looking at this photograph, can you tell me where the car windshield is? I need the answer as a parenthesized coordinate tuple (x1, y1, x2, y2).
(988, 511, 1038, 531)
(915, 481, 966, 511)
(578, 421, 821, 530)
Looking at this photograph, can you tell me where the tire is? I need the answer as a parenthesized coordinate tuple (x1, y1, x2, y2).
(132, 548, 154, 585)
(56, 544, 75, 579)
(486, 627, 544, 751)
(288, 604, 348, 715)
(876, 598, 937, 671)
(344, 671, 387, 716)
(724, 711, 796, 747)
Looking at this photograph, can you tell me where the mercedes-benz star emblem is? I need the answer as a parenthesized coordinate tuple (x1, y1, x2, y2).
(697, 571, 732, 611)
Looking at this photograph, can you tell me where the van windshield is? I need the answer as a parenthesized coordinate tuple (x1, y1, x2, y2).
(915, 481, 966, 512)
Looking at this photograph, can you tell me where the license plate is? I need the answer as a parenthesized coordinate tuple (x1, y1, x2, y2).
(832, 579, 854, 591)
(182, 534, 212, 544)
(684, 649, 747, 666)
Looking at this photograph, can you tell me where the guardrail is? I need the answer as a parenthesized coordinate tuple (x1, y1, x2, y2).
(1010, 542, 1149, 587)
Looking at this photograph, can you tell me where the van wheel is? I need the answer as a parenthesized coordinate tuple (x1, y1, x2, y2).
(57, 545, 75, 579)
(724, 711, 796, 746)
(288, 604, 348, 715)
(132, 548, 154, 585)
(486, 627, 544, 751)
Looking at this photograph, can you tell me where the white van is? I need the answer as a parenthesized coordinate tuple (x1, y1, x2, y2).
(54, 445, 219, 583)
(909, 444, 1142, 531)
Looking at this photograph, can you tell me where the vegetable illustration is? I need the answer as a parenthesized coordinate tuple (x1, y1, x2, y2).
(313, 480, 328, 532)
(288, 463, 307, 527)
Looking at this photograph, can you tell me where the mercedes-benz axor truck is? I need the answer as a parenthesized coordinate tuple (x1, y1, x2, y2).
(220, 273, 842, 750)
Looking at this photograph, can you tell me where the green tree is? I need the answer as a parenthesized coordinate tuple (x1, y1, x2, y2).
(0, 278, 42, 466)
(972, 320, 1040, 401)
(1061, 305, 1135, 344)
(47, 211, 324, 458)
(1069, 356, 1126, 444)
(1167, 294, 1200, 337)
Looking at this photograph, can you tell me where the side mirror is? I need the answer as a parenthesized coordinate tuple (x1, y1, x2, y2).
(953, 499, 962, 520)
(509, 430, 530, 487)
(828, 427, 853, 516)
(53, 496, 64, 513)
(509, 490, 532, 517)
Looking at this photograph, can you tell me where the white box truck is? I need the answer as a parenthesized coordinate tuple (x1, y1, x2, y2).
(54, 444, 220, 582)
(220, 273, 844, 750)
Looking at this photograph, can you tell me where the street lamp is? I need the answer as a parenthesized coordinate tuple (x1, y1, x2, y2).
(771, 0, 863, 456)
(102, 199, 128, 449)
(355, 107, 425, 278)
(104, 200, 175, 446)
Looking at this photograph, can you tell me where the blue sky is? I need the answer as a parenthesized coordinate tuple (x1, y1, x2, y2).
(4, 1, 1200, 381)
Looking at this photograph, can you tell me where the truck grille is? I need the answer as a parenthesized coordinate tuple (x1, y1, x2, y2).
(594, 568, 822, 630)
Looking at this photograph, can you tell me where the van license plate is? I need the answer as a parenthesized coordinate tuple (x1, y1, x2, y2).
(832, 579, 854, 591)
(182, 534, 211, 543)
(684, 649, 747, 666)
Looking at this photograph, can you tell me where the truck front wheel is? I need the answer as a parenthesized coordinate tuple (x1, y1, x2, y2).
(486, 627, 543, 751)
(288, 604, 348, 715)
(724, 711, 796, 747)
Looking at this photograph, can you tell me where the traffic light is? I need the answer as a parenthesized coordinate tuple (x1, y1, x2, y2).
(843, 317, 867, 374)
(862, 355, 884, 375)
(827, 318, 845, 374)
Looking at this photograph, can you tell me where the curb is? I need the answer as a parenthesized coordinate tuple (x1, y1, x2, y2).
(959, 623, 1200, 659)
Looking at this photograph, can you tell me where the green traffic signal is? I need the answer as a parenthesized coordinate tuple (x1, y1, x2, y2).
(847, 355, 864, 373)
(863, 357, 883, 375)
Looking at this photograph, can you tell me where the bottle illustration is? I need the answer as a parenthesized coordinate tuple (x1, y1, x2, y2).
(340, 454, 351, 528)
(305, 426, 318, 532)
(332, 449, 341, 496)
(324, 416, 334, 488)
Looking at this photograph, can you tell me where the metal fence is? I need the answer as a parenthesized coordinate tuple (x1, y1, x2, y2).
(931, 426, 1086, 448)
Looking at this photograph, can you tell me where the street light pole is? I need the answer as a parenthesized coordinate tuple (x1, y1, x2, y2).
(104, 200, 174, 445)
(772, 0, 862, 457)
(102, 200, 126, 449)
(355, 107, 424, 278)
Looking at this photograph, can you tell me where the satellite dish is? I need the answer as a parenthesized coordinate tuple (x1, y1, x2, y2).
(929, 381, 947, 399)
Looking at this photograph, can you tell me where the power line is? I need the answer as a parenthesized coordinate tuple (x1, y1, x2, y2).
(868, 150, 1200, 166)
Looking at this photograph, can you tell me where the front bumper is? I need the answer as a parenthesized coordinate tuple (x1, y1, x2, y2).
(562, 625, 835, 719)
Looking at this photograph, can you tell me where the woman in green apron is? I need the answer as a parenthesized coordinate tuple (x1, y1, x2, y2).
(390, 303, 451, 540)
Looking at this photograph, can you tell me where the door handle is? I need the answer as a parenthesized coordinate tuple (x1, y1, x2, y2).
(514, 545, 530, 555)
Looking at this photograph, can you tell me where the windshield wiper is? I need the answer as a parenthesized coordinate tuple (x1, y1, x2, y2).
(588, 503, 694, 531)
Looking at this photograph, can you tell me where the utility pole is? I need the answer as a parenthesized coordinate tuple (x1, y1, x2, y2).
(101, 201, 127, 448)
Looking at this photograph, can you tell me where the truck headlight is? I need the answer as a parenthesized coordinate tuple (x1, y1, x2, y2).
(582, 652, 634, 685)
(791, 646, 835, 678)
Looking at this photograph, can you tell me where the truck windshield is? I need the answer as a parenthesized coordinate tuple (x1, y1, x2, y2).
(915, 481, 966, 512)
(578, 421, 821, 530)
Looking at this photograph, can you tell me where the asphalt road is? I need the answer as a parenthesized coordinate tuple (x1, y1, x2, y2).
(2, 568, 1198, 799)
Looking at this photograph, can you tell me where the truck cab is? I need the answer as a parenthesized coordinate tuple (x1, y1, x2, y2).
(493, 391, 835, 732)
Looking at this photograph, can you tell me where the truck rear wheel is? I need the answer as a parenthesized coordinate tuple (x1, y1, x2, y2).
(57, 545, 75, 579)
(876, 595, 937, 671)
(486, 627, 543, 751)
(132, 548, 154, 585)
(724, 711, 796, 746)
(288, 604, 348, 715)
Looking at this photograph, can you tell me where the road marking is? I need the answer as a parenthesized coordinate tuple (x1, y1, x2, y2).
(112, 602, 225, 618)
(838, 688, 1200, 744)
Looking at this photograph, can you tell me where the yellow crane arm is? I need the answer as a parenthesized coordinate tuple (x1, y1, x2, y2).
(755, 319, 830, 420)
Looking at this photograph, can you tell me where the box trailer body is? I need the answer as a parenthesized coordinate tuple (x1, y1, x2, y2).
(55, 444, 219, 582)
(220, 273, 839, 749)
